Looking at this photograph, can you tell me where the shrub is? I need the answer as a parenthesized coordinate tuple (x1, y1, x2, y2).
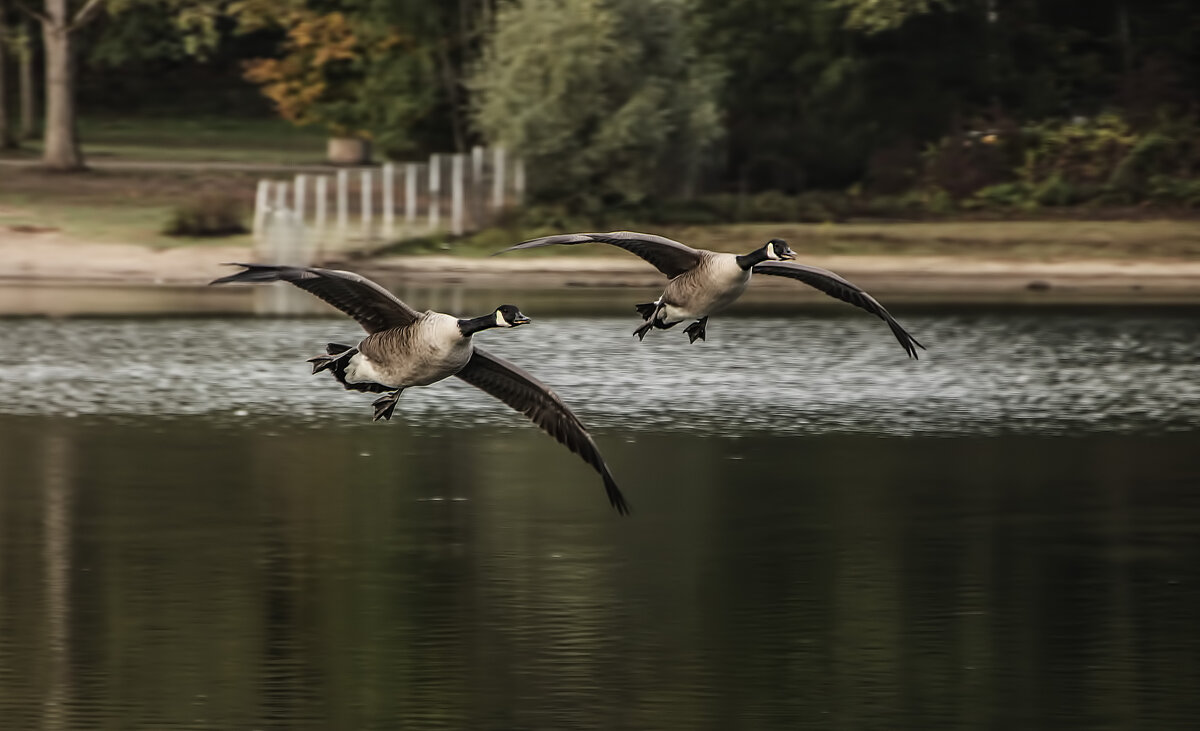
(964, 182, 1035, 210)
(1148, 176, 1200, 207)
(1109, 132, 1176, 196)
(918, 113, 1200, 208)
(164, 194, 248, 237)
(920, 118, 1024, 198)
(1018, 114, 1137, 188)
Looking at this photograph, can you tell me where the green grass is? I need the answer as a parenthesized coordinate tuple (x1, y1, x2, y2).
(3, 118, 1199, 259)
(3, 115, 327, 165)
(381, 219, 1200, 260)
(0, 195, 253, 249)
(0, 167, 260, 248)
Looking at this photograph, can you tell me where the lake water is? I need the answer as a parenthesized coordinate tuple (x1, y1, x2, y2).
(1, 309, 1198, 729)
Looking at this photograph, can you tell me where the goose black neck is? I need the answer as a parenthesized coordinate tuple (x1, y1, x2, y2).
(457, 314, 498, 337)
(736, 248, 770, 270)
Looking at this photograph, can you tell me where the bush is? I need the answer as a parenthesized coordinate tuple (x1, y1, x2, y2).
(964, 182, 1035, 210)
(1109, 132, 1175, 197)
(1018, 114, 1137, 188)
(1148, 176, 1200, 207)
(921, 118, 1025, 198)
(917, 113, 1200, 209)
(164, 194, 248, 237)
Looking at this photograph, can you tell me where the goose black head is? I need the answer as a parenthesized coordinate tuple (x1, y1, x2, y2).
(494, 304, 532, 328)
(764, 238, 796, 261)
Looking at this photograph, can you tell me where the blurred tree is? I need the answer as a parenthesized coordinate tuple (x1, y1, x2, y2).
(234, 0, 484, 157)
(15, 18, 34, 138)
(13, 0, 111, 169)
(470, 0, 723, 208)
(831, 0, 952, 34)
(0, 0, 13, 148)
(13, 0, 227, 168)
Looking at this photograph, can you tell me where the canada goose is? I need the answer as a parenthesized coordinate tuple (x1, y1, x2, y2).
(211, 263, 629, 515)
(497, 232, 924, 358)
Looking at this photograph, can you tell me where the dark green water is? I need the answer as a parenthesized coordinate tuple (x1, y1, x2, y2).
(1, 312, 1198, 729)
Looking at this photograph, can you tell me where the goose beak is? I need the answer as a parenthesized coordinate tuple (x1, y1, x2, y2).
(513, 315, 532, 326)
(781, 250, 796, 260)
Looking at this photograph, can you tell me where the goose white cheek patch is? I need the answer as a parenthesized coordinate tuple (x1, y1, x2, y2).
(495, 310, 509, 327)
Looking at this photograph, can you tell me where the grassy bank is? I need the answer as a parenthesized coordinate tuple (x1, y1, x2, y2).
(2, 116, 326, 165)
(3, 114, 1199, 259)
(0, 167, 258, 248)
(381, 219, 1200, 261)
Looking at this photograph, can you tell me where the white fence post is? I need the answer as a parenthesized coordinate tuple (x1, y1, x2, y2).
(451, 154, 465, 236)
(404, 163, 417, 231)
(491, 147, 506, 210)
(471, 145, 484, 184)
(513, 159, 526, 204)
(428, 153, 441, 231)
(336, 169, 349, 239)
(315, 176, 328, 234)
(382, 162, 395, 239)
(274, 181, 288, 214)
(361, 169, 373, 242)
(253, 179, 271, 239)
(293, 174, 307, 224)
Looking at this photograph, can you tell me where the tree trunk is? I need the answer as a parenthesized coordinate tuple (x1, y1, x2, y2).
(0, 5, 13, 149)
(19, 22, 36, 139)
(1116, 0, 1132, 74)
(41, 0, 83, 170)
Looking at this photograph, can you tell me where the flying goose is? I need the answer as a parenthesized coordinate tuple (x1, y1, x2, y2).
(496, 232, 924, 358)
(211, 263, 630, 515)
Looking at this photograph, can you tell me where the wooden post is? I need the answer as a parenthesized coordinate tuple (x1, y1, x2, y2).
(451, 154, 465, 236)
(361, 169, 373, 241)
(253, 179, 271, 239)
(404, 163, 417, 230)
(491, 147, 506, 210)
(313, 175, 328, 262)
(293, 174, 307, 224)
(336, 169, 349, 236)
(314, 176, 328, 234)
(382, 162, 395, 239)
(513, 159, 526, 204)
(470, 145, 485, 226)
(428, 153, 441, 231)
(472, 145, 485, 183)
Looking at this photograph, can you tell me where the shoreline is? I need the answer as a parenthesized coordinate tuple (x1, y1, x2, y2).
(1, 233, 1199, 315)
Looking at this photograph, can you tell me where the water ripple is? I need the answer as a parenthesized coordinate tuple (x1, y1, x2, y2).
(1, 311, 1197, 435)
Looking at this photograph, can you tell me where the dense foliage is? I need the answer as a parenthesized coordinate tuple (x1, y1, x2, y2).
(469, 0, 722, 208)
(21, 0, 1200, 208)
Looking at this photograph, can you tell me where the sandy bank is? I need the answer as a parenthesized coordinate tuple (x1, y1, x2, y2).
(358, 254, 1200, 304)
(2, 229, 1198, 307)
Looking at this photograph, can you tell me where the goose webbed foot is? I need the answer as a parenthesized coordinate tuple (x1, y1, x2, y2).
(372, 389, 404, 421)
(634, 302, 658, 320)
(308, 346, 355, 374)
(683, 317, 708, 344)
(633, 321, 654, 341)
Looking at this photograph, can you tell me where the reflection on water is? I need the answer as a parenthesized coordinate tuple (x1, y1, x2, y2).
(0, 311, 1198, 729)
(0, 311, 1198, 434)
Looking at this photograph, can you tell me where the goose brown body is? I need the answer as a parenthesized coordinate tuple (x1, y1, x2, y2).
(656, 252, 751, 326)
(497, 231, 925, 357)
(348, 312, 474, 388)
(210, 263, 630, 515)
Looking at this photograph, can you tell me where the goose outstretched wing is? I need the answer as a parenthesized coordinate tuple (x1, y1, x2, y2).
(456, 347, 630, 515)
(211, 264, 420, 334)
(753, 261, 925, 359)
(496, 231, 703, 279)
